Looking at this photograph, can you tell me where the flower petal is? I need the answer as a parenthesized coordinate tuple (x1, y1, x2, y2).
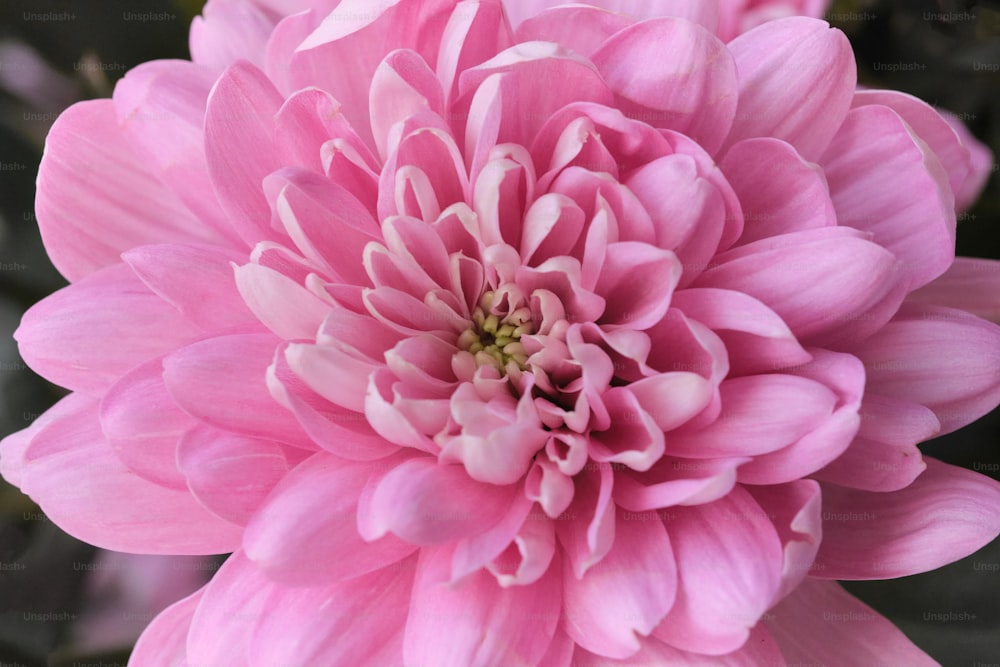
(20, 394, 241, 554)
(908, 257, 1000, 325)
(814, 458, 1000, 579)
(163, 333, 313, 447)
(653, 487, 784, 655)
(563, 507, 677, 659)
(359, 456, 518, 544)
(591, 18, 737, 155)
(820, 104, 955, 290)
(404, 545, 562, 667)
(128, 588, 203, 667)
(248, 560, 414, 667)
(725, 17, 855, 161)
(244, 453, 417, 585)
(35, 99, 221, 281)
(855, 302, 1000, 434)
(766, 578, 938, 666)
(16, 263, 203, 394)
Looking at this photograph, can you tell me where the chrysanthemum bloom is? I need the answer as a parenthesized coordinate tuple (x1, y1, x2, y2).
(3, 0, 999, 664)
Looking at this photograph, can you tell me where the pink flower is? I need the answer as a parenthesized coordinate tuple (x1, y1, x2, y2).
(2, 0, 998, 664)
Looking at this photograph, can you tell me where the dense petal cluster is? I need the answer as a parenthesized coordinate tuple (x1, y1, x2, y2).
(3, 0, 1000, 665)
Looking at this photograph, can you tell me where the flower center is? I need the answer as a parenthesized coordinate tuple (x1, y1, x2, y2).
(457, 290, 532, 373)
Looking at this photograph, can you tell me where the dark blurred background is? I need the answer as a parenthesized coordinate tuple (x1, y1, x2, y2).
(0, 0, 998, 664)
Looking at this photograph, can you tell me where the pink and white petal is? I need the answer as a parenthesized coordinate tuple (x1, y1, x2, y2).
(20, 394, 241, 554)
(591, 18, 737, 155)
(502, 0, 719, 32)
(556, 463, 616, 579)
(269, 345, 400, 460)
(725, 17, 855, 161)
(186, 551, 270, 665)
(452, 493, 534, 582)
(437, 0, 514, 108)
(735, 349, 864, 485)
(100, 357, 196, 490)
(405, 546, 562, 667)
(747, 480, 822, 602)
(122, 243, 259, 332)
(563, 508, 677, 659)
(234, 262, 329, 340)
(283, 0, 458, 149)
(489, 513, 557, 587)
(588, 387, 665, 471)
(244, 453, 417, 585)
(36, 99, 219, 282)
(667, 374, 838, 458)
(851, 89, 973, 211)
(163, 333, 313, 447)
(537, 627, 575, 667)
(856, 302, 1000, 434)
(266, 167, 380, 285)
(370, 48, 446, 161)
(814, 458, 1000, 579)
(669, 287, 811, 376)
(653, 487, 784, 655)
(177, 425, 293, 526)
(128, 588, 203, 667)
(908, 257, 1000, 324)
(189, 0, 276, 70)
(204, 61, 288, 246)
(766, 578, 938, 666)
(595, 242, 681, 329)
(575, 625, 785, 666)
(285, 340, 379, 414)
(462, 44, 614, 174)
(515, 6, 632, 60)
(821, 104, 955, 290)
(274, 87, 376, 174)
(112, 60, 237, 242)
(16, 263, 203, 394)
(721, 137, 837, 245)
(943, 109, 993, 212)
(613, 456, 744, 512)
(813, 393, 938, 492)
(694, 228, 905, 345)
(249, 561, 414, 667)
(359, 456, 518, 545)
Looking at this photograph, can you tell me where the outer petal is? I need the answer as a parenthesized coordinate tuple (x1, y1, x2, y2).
(243, 453, 417, 585)
(908, 257, 1000, 324)
(16, 264, 203, 394)
(163, 333, 314, 447)
(35, 99, 222, 282)
(249, 561, 415, 667)
(590, 18, 737, 155)
(204, 61, 287, 246)
(855, 303, 1000, 434)
(189, 0, 276, 70)
(766, 578, 938, 666)
(404, 546, 562, 667)
(101, 357, 197, 490)
(724, 17, 855, 161)
(502, 0, 720, 33)
(653, 487, 784, 655)
(358, 456, 518, 544)
(177, 425, 294, 526)
(128, 588, 203, 667)
(112, 60, 237, 242)
(813, 458, 1000, 579)
(20, 394, 241, 554)
(122, 243, 259, 332)
(820, 104, 956, 290)
(186, 551, 270, 664)
(562, 508, 677, 659)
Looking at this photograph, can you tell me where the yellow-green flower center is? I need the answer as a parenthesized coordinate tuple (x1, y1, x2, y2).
(457, 290, 531, 371)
